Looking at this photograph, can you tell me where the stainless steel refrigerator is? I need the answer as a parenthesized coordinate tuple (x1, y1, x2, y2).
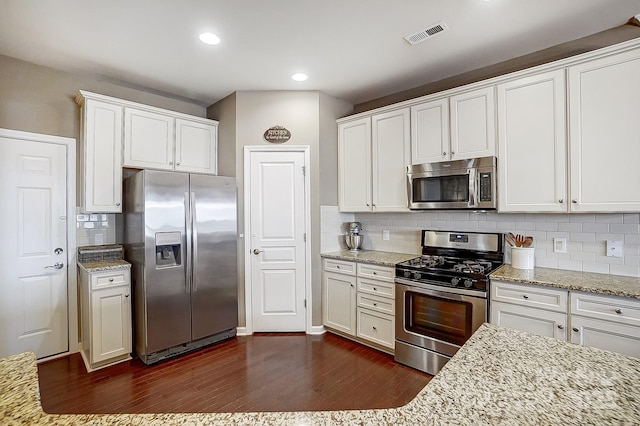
(123, 170, 237, 365)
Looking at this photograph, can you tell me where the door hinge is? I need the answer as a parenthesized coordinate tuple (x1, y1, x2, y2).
(304, 299, 307, 308)
(302, 166, 306, 176)
(303, 233, 306, 242)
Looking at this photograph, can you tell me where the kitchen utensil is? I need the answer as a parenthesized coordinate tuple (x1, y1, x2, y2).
(523, 236, 534, 248)
(515, 234, 526, 247)
(506, 233, 516, 247)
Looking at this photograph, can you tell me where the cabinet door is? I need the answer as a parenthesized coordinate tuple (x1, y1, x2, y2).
(175, 119, 217, 174)
(450, 86, 496, 160)
(497, 70, 567, 212)
(570, 315, 640, 357)
(411, 98, 449, 164)
(322, 271, 356, 336)
(123, 108, 174, 170)
(338, 117, 372, 212)
(82, 99, 123, 213)
(357, 307, 394, 349)
(490, 301, 567, 340)
(91, 286, 131, 364)
(568, 48, 640, 212)
(371, 108, 410, 212)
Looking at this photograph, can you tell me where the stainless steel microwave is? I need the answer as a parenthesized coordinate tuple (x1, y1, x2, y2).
(407, 156, 497, 210)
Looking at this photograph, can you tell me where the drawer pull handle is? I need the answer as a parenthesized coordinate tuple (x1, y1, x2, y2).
(109, 278, 114, 282)
(522, 295, 529, 299)
(373, 287, 377, 291)
(557, 325, 564, 330)
(373, 303, 377, 306)
(372, 326, 377, 331)
(572, 327, 579, 332)
(373, 272, 377, 275)
(615, 308, 622, 314)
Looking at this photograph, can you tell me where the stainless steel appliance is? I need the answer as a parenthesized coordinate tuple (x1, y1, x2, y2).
(407, 156, 497, 210)
(123, 170, 238, 365)
(395, 230, 504, 375)
(345, 221, 364, 251)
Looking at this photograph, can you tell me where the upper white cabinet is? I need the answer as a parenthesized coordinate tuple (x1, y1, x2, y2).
(411, 87, 496, 165)
(568, 48, 640, 212)
(338, 108, 410, 212)
(77, 94, 123, 213)
(497, 70, 567, 212)
(175, 118, 218, 175)
(123, 108, 174, 170)
(449, 86, 496, 161)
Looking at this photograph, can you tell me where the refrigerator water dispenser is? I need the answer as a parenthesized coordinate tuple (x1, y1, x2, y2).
(155, 232, 181, 268)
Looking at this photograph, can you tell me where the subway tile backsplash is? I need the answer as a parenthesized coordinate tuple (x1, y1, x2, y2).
(320, 206, 640, 277)
(76, 212, 116, 246)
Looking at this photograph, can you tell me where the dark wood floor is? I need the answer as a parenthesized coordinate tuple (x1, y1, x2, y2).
(37, 332, 432, 414)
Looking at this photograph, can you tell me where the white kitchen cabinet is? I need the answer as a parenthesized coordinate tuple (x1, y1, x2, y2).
(322, 259, 357, 336)
(79, 267, 132, 371)
(569, 291, 640, 357)
(568, 47, 640, 212)
(123, 108, 174, 170)
(175, 118, 218, 174)
(76, 94, 123, 213)
(449, 86, 496, 161)
(497, 70, 567, 212)
(338, 109, 409, 212)
(410, 97, 449, 164)
(338, 117, 371, 212)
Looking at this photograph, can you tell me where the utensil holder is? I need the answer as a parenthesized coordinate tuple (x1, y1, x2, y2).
(511, 247, 535, 270)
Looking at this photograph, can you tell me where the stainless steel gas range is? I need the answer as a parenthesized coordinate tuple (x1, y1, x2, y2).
(395, 230, 504, 375)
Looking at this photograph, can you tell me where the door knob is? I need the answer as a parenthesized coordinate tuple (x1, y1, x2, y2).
(45, 262, 64, 270)
(253, 248, 264, 255)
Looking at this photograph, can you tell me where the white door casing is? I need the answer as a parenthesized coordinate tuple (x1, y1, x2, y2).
(244, 146, 310, 333)
(0, 128, 77, 360)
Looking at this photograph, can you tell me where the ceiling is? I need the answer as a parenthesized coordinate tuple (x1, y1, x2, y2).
(1, 0, 639, 107)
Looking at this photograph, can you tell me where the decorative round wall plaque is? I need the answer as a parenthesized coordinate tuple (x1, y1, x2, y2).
(263, 125, 291, 143)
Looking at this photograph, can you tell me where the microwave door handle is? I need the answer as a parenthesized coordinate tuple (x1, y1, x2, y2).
(469, 170, 477, 207)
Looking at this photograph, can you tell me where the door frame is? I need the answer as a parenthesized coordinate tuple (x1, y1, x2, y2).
(243, 145, 311, 334)
(0, 127, 77, 361)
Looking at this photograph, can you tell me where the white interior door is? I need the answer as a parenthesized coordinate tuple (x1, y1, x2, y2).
(248, 149, 307, 332)
(0, 136, 69, 359)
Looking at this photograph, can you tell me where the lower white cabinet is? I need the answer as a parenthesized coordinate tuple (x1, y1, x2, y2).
(490, 279, 640, 357)
(79, 267, 132, 371)
(322, 258, 395, 352)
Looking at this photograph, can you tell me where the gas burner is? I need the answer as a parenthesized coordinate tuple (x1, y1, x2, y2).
(407, 255, 445, 268)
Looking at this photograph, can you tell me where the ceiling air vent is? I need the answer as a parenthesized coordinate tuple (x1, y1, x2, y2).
(404, 21, 449, 45)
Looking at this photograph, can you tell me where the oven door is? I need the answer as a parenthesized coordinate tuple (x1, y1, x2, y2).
(395, 280, 487, 357)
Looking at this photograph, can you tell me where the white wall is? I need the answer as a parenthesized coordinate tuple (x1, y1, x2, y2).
(321, 209, 640, 277)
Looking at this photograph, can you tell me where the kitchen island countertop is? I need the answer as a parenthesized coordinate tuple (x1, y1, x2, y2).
(2, 323, 639, 425)
(491, 264, 640, 299)
(321, 249, 416, 267)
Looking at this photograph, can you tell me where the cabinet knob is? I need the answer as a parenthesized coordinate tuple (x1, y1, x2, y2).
(372, 326, 377, 331)
(572, 327, 579, 332)
(366, 203, 370, 207)
(373, 287, 377, 291)
(350, 284, 354, 288)
(115, 202, 121, 207)
(442, 152, 447, 156)
(451, 151, 455, 155)
(336, 265, 340, 269)
(125, 294, 130, 298)
(558, 199, 564, 204)
(523, 295, 529, 299)
(176, 162, 180, 165)
(557, 325, 564, 330)
(615, 308, 623, 314)
(373, 303, 377, 306)
(109, 278, 114, 282)
(372, 272, 377, 275)
(572, 199, 578, 204)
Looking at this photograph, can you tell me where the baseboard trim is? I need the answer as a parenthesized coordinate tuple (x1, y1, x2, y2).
(308, 325, 326, 335)
(236, 327, 249, 336)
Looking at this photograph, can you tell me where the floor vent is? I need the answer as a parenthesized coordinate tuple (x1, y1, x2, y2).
(404, 21, 449, 45)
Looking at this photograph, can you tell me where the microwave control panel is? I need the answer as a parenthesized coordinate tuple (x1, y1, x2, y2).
(479, 172, 492, 202)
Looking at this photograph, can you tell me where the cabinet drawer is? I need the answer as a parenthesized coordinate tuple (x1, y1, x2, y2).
(357, 263, 394, 282)
(357, 307, 394, 349)
(357, 292, 394, 315)
(491, 280, 567, 312)
(323, 258, 356, 275)
(91, 269, 131, 290)
(357, 277, 394, 299)
(490, 301, 567, 341)
(571, 291, 640, 327)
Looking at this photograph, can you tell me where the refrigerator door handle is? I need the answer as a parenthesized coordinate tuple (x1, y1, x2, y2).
(184, 191, 192, 293)
(191, 191, 198, 292)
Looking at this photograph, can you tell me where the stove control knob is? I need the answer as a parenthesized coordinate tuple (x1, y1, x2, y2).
(464, 279, 473, 288)
(412, 272, 421, 280)
(451, 277, 460, 286)
(404, 271, 411, 278)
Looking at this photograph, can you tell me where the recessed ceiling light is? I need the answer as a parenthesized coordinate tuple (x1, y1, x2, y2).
(292, 73, 308, 82)
(199, 32, 220, 45)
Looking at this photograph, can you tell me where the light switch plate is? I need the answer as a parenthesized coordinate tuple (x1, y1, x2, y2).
(606, 240, 623, 258)
(553, 237, 567, 253)
(382, 230, 390, 241)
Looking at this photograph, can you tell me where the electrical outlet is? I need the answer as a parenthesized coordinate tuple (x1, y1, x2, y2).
(382, 230, 390, 241)
(553, 237, 567, 253)
(606, 240, 623, 258)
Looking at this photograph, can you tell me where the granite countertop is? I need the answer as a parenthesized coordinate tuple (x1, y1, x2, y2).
(3, 323, 639, 425)
(491, 264, 640, 299)
(321, 249, 416, 267)
(78, 260, 131, 272)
